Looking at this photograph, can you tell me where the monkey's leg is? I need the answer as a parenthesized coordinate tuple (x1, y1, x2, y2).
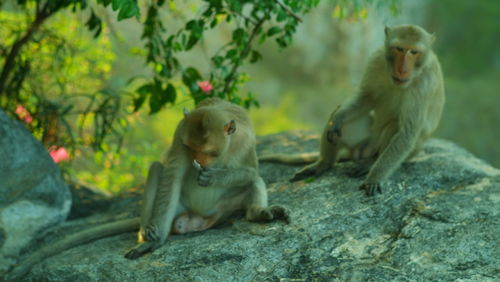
(139, 162, 163, 237)
(293, 113, 372, 182)
(291, 123, 340, 182)
(346, 138, 377, 178)
(245, 176, 290, 223)
(125, 162, 162, 259)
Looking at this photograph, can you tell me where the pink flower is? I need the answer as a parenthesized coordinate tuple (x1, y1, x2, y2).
(197, 81, 213, 93)
(15, 104, 33, 124)
(49, 146, 71, 163)
(24, 115, 33, 124)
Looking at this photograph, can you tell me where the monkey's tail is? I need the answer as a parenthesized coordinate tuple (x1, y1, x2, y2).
(4, 217, 140, 281)
(258, 152, 319, 164)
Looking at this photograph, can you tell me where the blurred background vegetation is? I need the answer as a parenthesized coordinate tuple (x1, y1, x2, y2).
(1, 0, 499, 193)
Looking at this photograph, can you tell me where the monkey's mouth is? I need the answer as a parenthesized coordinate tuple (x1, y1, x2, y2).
(392, 76, 409, 85)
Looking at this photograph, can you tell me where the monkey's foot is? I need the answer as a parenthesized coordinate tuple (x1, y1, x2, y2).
(124, 241, 161, 260)
(248, 205, 290, 224)
(359, 182, 382, 197)
(172, 213, 216, 234)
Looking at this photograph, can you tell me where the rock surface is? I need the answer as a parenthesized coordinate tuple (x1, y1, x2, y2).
(0, 110, 71, 273)
(12, 131, 500, 281)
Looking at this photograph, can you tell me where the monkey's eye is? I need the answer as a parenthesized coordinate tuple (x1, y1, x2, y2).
(396, 47, 404, 52)
(410, 50, 419, 55)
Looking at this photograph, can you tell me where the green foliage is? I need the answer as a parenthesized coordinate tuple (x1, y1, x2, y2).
(132, 0, 322, 113)
(0, 9, 121, 151)
(0, 0, 401, 192)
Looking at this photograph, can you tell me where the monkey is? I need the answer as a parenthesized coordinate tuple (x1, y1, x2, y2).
(124, 97, 289, 258)
(5, 98, 288, 280)
(263, 24, 445, 197)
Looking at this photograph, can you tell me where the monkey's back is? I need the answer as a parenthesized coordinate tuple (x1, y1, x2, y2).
(422, 52, 445, 137)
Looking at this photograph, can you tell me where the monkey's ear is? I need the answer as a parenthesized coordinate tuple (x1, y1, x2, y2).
(430, 33, 436, 44)
(384, 26, 391, 37)
(183, 107, 190, 117)
(224, 120, 236, 135)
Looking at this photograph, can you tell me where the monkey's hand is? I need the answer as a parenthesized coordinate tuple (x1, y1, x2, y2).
(125, 241, 161, 259)
(359, 182, 382, 197)
(197, 165, 229, 187)
(198, 166, 219, 186)
(326, 121, 342, 143)
(198, 166, 256, 187)
(124, 225, 162, 259)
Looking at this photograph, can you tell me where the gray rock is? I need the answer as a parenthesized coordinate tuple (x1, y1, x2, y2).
(0, 110, 71, 273)
(15, 131, 500, 281)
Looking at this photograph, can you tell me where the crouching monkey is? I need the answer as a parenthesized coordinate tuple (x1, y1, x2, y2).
(264, 24, 445, 196)
(5, 98, 288, 280)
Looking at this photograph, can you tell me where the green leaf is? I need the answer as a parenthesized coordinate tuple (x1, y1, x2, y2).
(212, 55, 224, 68)
(267, 26, 281, 37)
(232, 28, 247, 46)
(165, 83, 176, 103)
(149, 79, 168, 114)
(186, 34, 200, 50)
(185, 20, 205, 50)
(225, 49, 238, 60)
(97, 0, 112, 7)
(111, 0, 122, 10)
(182, 67, 202, 92)
(249, 50, 262, 63)
(276, 9, 287, 22)
(111, 0, 140, 21)
(186, 20, 197, 30)
(133, 83, 152, 112)
(85, 11, 102, 38)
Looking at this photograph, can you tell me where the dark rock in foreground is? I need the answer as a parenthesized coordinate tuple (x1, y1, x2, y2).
(0, 110, 70, 273)
(13, 131, 500, 281)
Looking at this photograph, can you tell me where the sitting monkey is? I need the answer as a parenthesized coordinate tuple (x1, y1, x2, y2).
(262, 24, 445, 196)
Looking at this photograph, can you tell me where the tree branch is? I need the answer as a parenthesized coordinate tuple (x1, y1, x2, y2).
(275, 0, 303, 22)
(0, 4, 52, 96)
(222, 15, 266, 95)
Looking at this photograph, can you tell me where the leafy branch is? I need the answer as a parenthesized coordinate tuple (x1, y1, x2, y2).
(222, 12, 267, 95)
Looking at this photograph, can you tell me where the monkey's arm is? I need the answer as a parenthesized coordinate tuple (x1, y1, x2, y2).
(361, 120, 421, 196)
(125, 142, 187, 259)
(147, 158, 185, 241)
(327, 92, 374, 142)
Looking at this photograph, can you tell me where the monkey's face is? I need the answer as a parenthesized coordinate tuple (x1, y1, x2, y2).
(182, 113, 236, 167)
(384, 25, 434, 88)
(184, 142, 222, 167)
(388, 45, 421, 87)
